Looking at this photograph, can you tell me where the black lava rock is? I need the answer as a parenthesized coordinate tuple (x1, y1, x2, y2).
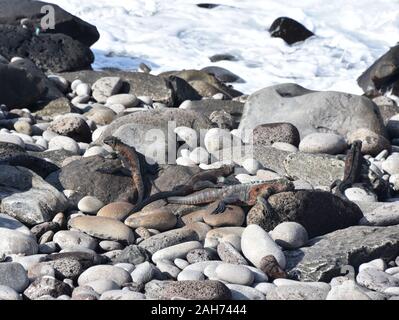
(269, 17, 314, 45)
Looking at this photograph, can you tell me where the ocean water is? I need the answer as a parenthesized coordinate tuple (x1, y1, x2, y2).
(45, 0, 399, 95)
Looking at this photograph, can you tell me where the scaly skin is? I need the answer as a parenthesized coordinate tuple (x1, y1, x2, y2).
(168, 179, 294, 214)
(130, 165, 235, 213)
(103, 137, 145, 205)
(330, 140, 364, 200)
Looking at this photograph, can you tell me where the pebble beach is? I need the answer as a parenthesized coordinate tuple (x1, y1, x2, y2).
(1, 0, 399, 301)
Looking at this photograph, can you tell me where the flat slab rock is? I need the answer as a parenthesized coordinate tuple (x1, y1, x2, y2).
(286, 225, 399, 282)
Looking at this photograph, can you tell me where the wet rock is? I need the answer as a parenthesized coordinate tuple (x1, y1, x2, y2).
(269, 17, 314, 45)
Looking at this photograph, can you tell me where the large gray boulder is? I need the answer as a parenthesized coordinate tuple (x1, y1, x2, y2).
(239, 83, 386, 141)
(0, 0, 99, 47)
(286, 225, 399, 282)
(0, 165, 68, 226)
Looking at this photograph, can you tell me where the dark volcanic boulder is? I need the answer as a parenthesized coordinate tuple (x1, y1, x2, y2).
(247, 190, 363, 238)
(0, 63, 44, 108)
(0, 24, 94, 72)
(201, 66, 244, 83)
(357, 45, 399, 96)
(253, 123, 300, 147)
(269, 17, 314, 45)
(286, 225, 399, 282)
(0, 0, 99, 46)
(49, 156, 136, 204)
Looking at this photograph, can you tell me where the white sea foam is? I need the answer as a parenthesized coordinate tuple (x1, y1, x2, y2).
(44, 0, 399, 95)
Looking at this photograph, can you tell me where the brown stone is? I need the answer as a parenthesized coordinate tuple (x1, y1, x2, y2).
(124, 207, 177, 232)
(259, 255, 287, 280)
(97, 202, 134, 221)
(203, 205, 245, 227)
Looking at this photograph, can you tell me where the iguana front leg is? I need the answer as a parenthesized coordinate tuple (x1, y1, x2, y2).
(210, 195, 241, 215)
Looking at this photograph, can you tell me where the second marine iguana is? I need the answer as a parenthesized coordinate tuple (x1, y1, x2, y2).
(130, 164, 236, 213)
(103, 136, 158, 205)
(167, 179, 295, 214)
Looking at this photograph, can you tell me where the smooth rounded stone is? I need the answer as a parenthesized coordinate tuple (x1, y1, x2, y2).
(78, 265, 132, 287)
(177, 269, 205, 281)
(0, 263, 29, 293)
(69, 216, 135, 244)
(271, 222, 309, 249)
(48, 115, 91, 143)
(48, 136, 79, 154)
(299, 133, 347, 155)
(75, 83, 92, 97)
(390, 174, 399, 191)
(184, 222, 212, 241)
(35, 137, 48, 149)
(189, 147, 210, 164)
(186, 248, 217, 264)
(125, 208, 177, 232)
(86, 280, 120, 295)
(145, 280, 231, 300)
(92, 77, 123, 103)
(114, 263, 135, 273)
(226, 284, 264, 300)
(24, 276, 72, 300)
(92, 125, 108, 142)
(156, 260, 181, 279)
(184, 261, 224, 274)
(53, 230, 98, 251)
(253, 282, 276, 296)
(0, 285, 22, 300)
(0, 228, 38, 257)
(327, 280, 371, 300)
(14, 120, 32, 136)
(221, 234, 243, 252)
(384, 287, 399, 295)
(152, 241, 203, 263)
(102, 250, 123, 261)
(39, 242, 58, 254)
(174, 258, 189, 270)
(83, 146, 109, 158)
(204, 128, 232, 153)
(241, 158, 262, 175)
(217, 242, 248, 265)
(344, 187, 378, 202)
(108, 103, 126, 114)
(0, 133, 25, 148)
(360, 203, 399, 227)
(39, 230, 55, 245)
(77, 196, 104, 214)
(272, 142, 299, 153)
(42, 130, 59, 142)
(241, 224, 286, 269)
(85, 107, 116, 126)
(174, 127, 199, 149)
(356, 268, 399, 293)
(138, 228, 199, 255)
(106, 94, 139, 108)
(71, 79, 83, 91)
(97, 202, 134, 221)
(203, 205, 245, 228)
(176, 157, 197, 167)
(215, 264, 254, 286)
(359, 259, 387, 273)
(386, 267, 399, 275)
(348, 128, 391, 156)
(272, 279, 331, 291)
(99, 241, 123, 252)
(100, 290, 146, 300)
(131, 262, 156, 284)
(382, 153, 399, 175)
